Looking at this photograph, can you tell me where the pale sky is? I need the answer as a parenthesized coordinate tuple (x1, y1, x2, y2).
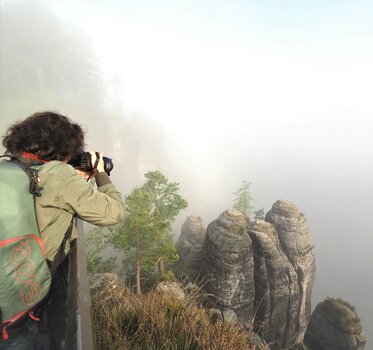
(47, 0, 373, 184)
(48, 0, 373, 137)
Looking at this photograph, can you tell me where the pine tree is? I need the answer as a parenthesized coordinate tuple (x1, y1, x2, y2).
(232, 181, 254, 216)
(254, 207, 265, 220)
(85, 227, 118, 274)
(110, 171, 187, 294)
(142, 171, 188, 276)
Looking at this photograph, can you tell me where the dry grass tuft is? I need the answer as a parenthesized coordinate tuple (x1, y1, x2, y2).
(91, 284, 256, 350)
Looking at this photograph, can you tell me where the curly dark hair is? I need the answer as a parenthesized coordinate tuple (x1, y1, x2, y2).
(2, 111, 85, 161)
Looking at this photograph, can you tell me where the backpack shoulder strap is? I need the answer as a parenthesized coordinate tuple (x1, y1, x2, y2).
(49, 218, 74, 276)
(8, 158, 44, 197)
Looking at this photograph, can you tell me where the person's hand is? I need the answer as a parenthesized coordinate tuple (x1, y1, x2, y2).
(89, 151, 105, 174)
(75, 168, 91, 180)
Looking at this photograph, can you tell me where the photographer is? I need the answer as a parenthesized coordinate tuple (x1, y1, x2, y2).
(0, 111, 125, 349)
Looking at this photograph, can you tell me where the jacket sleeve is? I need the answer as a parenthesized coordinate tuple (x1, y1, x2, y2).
(59, 168, 125, 226)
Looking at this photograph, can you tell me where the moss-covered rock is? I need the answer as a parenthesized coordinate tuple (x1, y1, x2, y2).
(304, 297, 366, 350)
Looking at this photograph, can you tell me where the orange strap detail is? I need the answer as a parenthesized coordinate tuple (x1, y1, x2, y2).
(22, 152, 49, 163)
(29, 312, 40, 322)
(2, 327, 9, 340)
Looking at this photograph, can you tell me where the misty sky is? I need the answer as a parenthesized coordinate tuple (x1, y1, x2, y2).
(2, 0, 373, 344)
(47, 0, 373, 206)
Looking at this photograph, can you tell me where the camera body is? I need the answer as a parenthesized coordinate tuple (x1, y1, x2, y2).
(68, 152, 114, 175)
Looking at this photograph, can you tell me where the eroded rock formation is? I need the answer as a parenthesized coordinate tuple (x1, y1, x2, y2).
(176, 216, 206, 279)
(304, 298, 366, 350)
(201, 209, 255, 321)
(182, 201, 366, 350)
(249, 220, 301, 349)
(248, 200, 315, 349)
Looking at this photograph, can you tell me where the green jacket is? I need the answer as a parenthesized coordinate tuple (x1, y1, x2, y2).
(32, 160, 125, 262)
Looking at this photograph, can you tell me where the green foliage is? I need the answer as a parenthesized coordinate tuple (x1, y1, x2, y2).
(109, 171, 188, 293)
(233, 181, 254, 216)
(91, 285, 256, 350)
(254, 207, 266, 221)
(86, 228, 118, 274)
(142, 171, 188, 228)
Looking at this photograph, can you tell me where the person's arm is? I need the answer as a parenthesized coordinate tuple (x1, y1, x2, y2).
(61, 163, 125, 226)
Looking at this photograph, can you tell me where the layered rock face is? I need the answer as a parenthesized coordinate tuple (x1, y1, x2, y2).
(248, 200, 316, 349)
(201, 209, 255, 321)
(249, 220, 300, 349)
(304, 298, 366, 350)
(176, 216, 206, 279)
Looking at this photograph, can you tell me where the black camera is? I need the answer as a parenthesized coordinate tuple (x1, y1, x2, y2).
(68, 152, 114, 176)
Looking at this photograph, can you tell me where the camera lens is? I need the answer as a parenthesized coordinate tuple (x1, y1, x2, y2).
(68, 152, 114, 176)
(103, 157, 114, 175)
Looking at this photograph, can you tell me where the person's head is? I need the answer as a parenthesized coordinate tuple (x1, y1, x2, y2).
(2, 111, 85, 161)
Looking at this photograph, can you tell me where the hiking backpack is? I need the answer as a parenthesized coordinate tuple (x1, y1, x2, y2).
(0, 158, 51, 340)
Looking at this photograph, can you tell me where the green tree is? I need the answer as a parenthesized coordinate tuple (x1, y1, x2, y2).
(85, 227, 118, 274)
(110, 187, 152, 294)
(142, 171, 188, 275)
(110, 171, 188, 294)
(254, 207, 266, 221)
(232, 181, 254, 216)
